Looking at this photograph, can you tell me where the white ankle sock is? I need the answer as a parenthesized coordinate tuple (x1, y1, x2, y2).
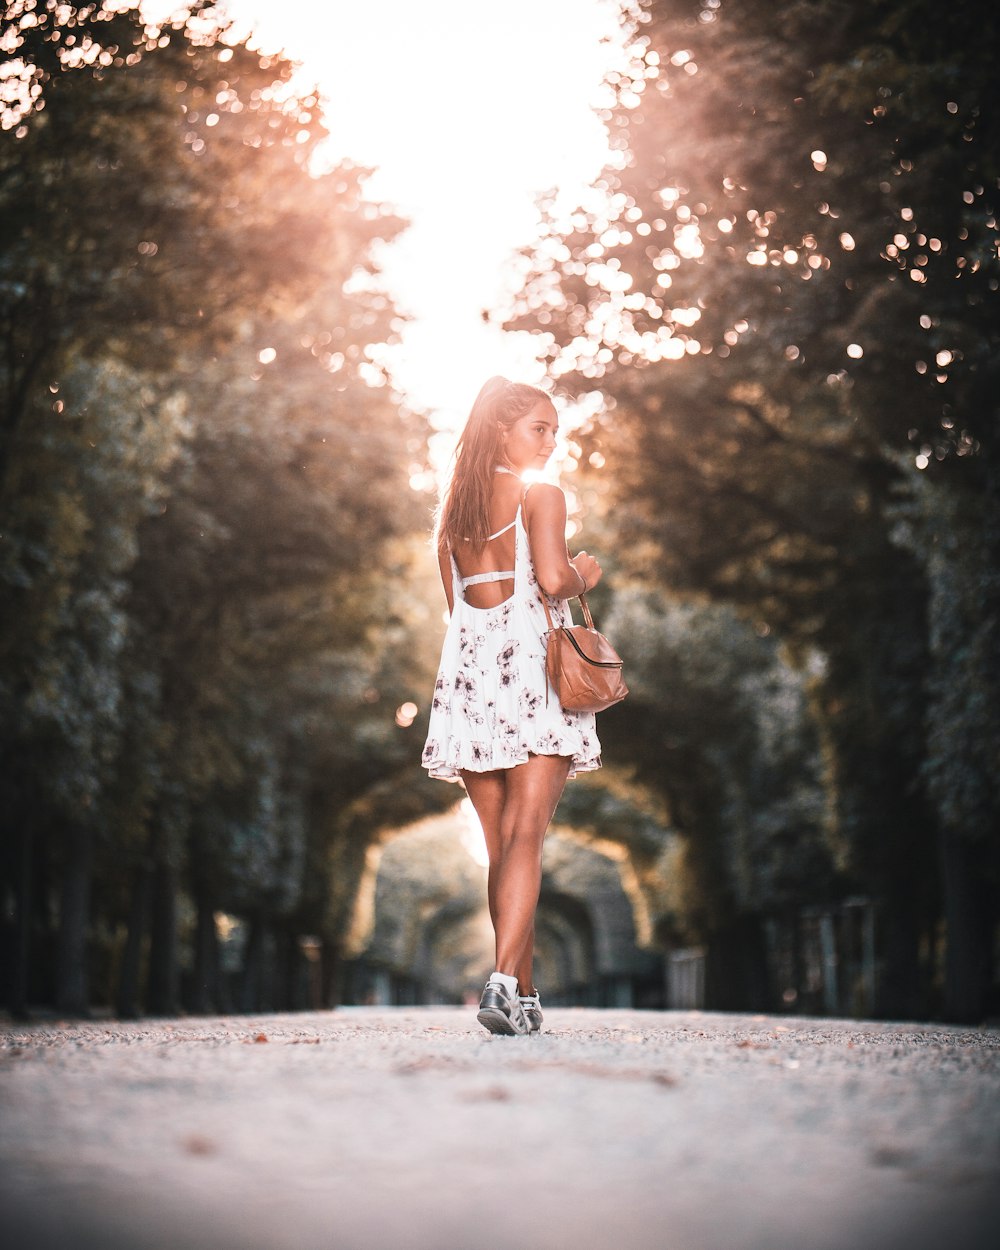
(489, 971, 519, 998)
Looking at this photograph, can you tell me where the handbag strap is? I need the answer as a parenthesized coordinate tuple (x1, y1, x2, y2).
(540, 589, 595, 632)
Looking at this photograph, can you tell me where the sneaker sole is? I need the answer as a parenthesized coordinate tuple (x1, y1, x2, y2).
(477, 1006, 525, 1036)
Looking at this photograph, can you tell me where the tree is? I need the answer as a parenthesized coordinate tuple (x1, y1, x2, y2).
(0, 1, 433, 1016)
(508, 0, 999, 1017)
(583, 588, 837, 1009)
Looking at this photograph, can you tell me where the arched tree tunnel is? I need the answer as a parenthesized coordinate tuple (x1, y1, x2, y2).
(338, 776, 675, 1009)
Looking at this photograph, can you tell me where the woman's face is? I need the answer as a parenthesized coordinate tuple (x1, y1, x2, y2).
(501, 400, 558, 472)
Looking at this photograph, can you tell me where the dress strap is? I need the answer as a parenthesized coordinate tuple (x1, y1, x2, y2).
(460, 569, 515, 588)
(454, 499, 521, 593)
(484, 517, 516, 542)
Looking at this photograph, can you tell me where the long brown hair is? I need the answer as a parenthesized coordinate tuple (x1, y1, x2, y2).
(436, 377, 554, 554)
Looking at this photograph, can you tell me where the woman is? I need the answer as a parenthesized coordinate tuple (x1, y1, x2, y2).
(422, 376, 603, 1036)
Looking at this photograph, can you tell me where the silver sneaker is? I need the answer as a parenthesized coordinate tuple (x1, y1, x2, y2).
(477, 977, 529, 1036)
(519, 992, 543, 1034)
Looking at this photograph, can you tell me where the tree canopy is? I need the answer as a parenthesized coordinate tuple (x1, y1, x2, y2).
(508, 0, 999, 1020)
(0, 0, 447, 1017)
(3, 0, 996, 1022)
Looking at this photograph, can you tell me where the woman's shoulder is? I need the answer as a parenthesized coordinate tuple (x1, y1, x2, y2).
(522, 481, 567, 535)
(523, 480, 566, 509)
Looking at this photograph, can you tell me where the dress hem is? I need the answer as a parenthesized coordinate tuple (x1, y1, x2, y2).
(423, 751, 602, 784)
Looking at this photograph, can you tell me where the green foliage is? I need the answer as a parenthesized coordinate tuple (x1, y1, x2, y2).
(890, 469, 1000, 844)
(0, 1, 434, 1014)
(508, 0, 999, 1016)
(598, 588, 836, 932)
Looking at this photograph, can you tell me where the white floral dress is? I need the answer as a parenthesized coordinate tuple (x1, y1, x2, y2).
(421, 504, 602, 783)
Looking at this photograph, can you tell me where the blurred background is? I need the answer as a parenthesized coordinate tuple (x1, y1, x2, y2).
(1, 0, 996, 1025)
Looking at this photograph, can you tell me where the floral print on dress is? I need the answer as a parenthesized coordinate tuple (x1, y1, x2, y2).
(497, 638, 520, 690)
(497, 715, 520, 745)
(486, 601, 513, 633)
(519, 688, 543, 720)
(498, 639, 519, 666)
(536, 729, 567, 754)
(431, 677, 451, 715)
(458, 625, 483, 666)
(454, 671, 477, 698)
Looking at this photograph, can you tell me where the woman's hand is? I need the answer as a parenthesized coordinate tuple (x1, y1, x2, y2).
(570, 551, 602, 593)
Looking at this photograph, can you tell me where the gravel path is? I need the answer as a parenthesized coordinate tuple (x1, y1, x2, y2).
(1, 1007, 998, 1250)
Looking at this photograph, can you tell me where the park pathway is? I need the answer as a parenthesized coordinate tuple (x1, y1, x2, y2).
(1, 1007, 998, 1250)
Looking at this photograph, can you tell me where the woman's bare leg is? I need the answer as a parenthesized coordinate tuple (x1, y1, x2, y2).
(464, 755, 570, 993)
(494, 755, 569, 990)
(461, 770, 505, 931)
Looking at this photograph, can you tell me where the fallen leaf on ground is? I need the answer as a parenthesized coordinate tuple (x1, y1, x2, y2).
(459, 1085, 511, 1102)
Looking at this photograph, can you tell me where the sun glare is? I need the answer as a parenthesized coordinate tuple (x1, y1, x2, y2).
(209, 0, 626, 431)
(460, 798, 490, 869)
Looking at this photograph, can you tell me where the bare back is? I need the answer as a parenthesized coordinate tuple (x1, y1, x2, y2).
(449, 474, 524, 609)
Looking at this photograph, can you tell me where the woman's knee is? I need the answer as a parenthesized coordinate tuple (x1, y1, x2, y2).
(497, 808, 548, 853)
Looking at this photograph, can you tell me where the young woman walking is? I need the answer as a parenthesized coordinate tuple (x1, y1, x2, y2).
(421, 377, 603, 1035)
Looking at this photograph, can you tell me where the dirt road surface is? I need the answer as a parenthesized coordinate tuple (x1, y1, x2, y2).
(1, 1007, 998, 1250)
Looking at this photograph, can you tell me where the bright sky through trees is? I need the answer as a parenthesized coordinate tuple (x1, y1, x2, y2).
(215, 0, 625, 434)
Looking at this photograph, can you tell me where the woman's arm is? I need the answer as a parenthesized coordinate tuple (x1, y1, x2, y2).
(437, 542, 455, 615)
(524, 484, 602, 598)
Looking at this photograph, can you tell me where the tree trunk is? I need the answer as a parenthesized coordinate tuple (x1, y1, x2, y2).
(147, 859, 180, 1016)
(874, 895, 927, 1020)
(941, 831, 994, 1023)
(55, 822, 94, 1016)
(321, 935, 342, 1009)
(239, 917, 265, 1013)
(117, 857, 152, 1018)
(189, 894, 220, 1015)
(273, 927, 302, 1012)
(7, 821, 33, 1018)
(705, 916, 771, 1012)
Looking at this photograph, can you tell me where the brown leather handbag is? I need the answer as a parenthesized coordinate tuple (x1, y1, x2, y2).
(541, 591, 628, 713)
